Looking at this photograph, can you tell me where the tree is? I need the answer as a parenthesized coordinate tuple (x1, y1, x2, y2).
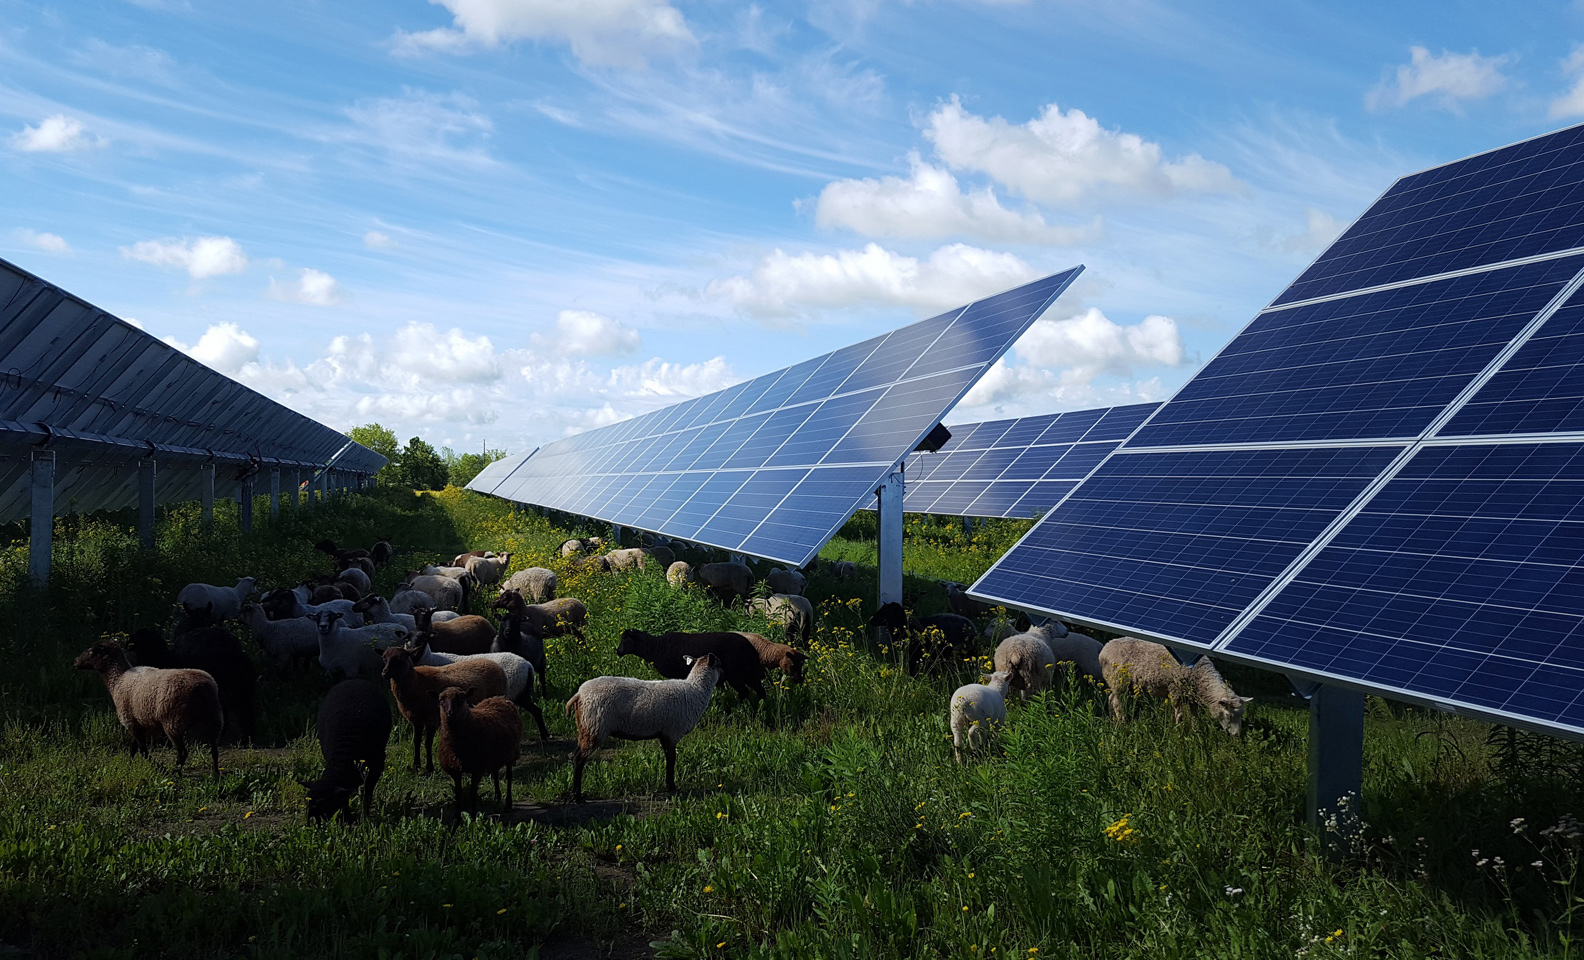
(348, 423, 399, 483)
(447, 449, 508, 488)
(394, 437, 449, 491)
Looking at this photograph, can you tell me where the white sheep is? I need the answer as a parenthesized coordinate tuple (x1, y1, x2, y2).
(464, 553, 512, 585)
(565, 652, 723, 802)
(765, 568, 807, 597)
(605, 548, 647, 572)
(313, 612, 408, 682)
(419, 564, 472, 580)
(994, 626, 1104, 702)
(747, 594, 814, 645)
(242, 604, 319, 673)
(950, 671, 1012, 763)
(1098, 638, 1252, 736)
(666, 561, 693, 589)
(502, 567, 557, 603)
(177, 577, 257, 622)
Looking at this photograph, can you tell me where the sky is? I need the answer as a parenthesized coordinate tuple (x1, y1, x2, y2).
(2, 0, 1579, 457)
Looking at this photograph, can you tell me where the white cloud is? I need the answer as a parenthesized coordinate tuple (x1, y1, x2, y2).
(12, 115, 104, 152)
(530, 309, 642, 357)
(1012, 308, 1184, 385)
(1550, 47, 1584, 119)
(336, 89, 494, 168)
(925, 97, 1238, 207)
(709, 242, 1037, 317)
(1366, 46, 1512, 112)
(364, 230, 395, 248)
(387, 323, 503, 383)
(394, 0, 694, 68)
(121, 317, 145, 331)
(165, 322, 261, 374)
(122, 236, 249, 278)
(16, 229, 69, 253)
(606, 355, 733, 399)
(1278, 207, 1344, 254)
(71, 39, 178, 86)
(268, 268, 342, 305)
(813, 154, 1101, 245)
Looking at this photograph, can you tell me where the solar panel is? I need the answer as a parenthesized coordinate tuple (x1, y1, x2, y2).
(971, 123, 1584, 736)
(476, 268, 1083, 566)
(466, 450, 534, 496)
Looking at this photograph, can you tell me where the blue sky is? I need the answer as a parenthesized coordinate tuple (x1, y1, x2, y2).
(2, 0, 1577, 455)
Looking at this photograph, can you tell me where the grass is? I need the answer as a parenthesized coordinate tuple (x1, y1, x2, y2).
(2, 488, 1583, 958)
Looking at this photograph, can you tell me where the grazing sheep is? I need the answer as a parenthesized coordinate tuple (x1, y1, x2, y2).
(352, 595, 417, 633)
(944, 582, 988, 619)
(747, 594, 814, 645)
(334, 566, 372, 598)
(315, 540, 371, 565)
(740, 632, 807, 684)
(451, 549, 494, 568)
(666, 561, 693, 589)
(605, 548, 647, 572)
(437, 687, 522, 815)
(566, 653, 723, 802)
(696, 561, 755, 606)
(338, 556, 375, 579)
(867, 602, 978, 675)
(950, 671, 1012, 763)
(491, 590, 550, 697)
(405, 640, 549, 739)
(418, 564, 472, 581)
(302, 679, 391, 822)
(310, 582, 357, 605)
(494, 591, 587, 640)
(1099, 638, 1252, 736)
(413, 608, 496, 656)
(380, 646, 508, 773)
(644, 545, 676, 568)
(176, 577, 257, 622)
(616, 629, 767, 703)
(370, 537, 394, 568)
(559, 538, 586, 557)
(765, 568, 807, 597)
(313, 612, 407, 682)
(74, 640, 223, 779)
(994, 627, 1059, 702)
(242, 604, 319, 673)
(403, 574, 467, 612)
(127, 627, 256, 745)
(566, 554, 611, 576)
(831, 560, 858, 581)
(464, 553, 512, 586)
(983, 612, 1033, 645)
(502, 567, 557, 603)
(262, 587, 362, 626)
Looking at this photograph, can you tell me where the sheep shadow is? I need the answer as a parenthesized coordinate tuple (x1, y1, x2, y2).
(508, 797, 669, 827)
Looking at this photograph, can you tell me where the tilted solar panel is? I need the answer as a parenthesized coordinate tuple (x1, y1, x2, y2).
(466, 451, 533, 496)
(478, 268, 1083, 566)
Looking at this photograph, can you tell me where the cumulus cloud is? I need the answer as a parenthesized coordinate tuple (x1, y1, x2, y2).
(1550, 47, 1584, 119)
(924, 97, 1238, 207)
(606, 355, 733, 399)
(386, 322, 504, 383)
(164, 322, 261, 374)
(393, 0, 694, 68)
(1366, 46, 1511, 112)
(813, 154, 1101, 245)
(1013, 309, 1184, 385)
(16, 229, 69, 253)
(122, 236, 249, 278)
(364, 230, 395, 248)
(530, 309, 642, 357)
(710, 242, 1036, 318)
(268, 268, 342, 305)
(12, 115, 105, 152)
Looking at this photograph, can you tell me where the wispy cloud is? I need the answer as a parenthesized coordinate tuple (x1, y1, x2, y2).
(393, 0, 695, 68)
(15, 229, 70, 253)
(122, 236, 248, 278)
(1365, 46, 1512, 112)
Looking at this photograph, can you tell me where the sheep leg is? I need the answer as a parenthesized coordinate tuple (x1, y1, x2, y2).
(521, 698, 550, 741)
(1107, 686, 1126, 723)
(538, 664, 549, 699)
(409, 722, 422, 771)
(491, 770, 501, 804)
(449, 771, 463, 819)
(209, 739, 221, 782)
(172, 733, 190, 770)
(423, 727, 436, 775)
(572, 749, 588, 803)
(469, 773, 482, 814)
(363, 761, 383, 818)
(504, 763, 513, 811)
(660, 736, 678, 793)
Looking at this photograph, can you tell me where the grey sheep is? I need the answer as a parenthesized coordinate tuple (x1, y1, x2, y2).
(301, 679, 391, 822)
(177, 577, 256, 622)
(1099, 638, 1252, 736)
(605, 548, 648, 572)
(696, 561, 755, 606)
(502, 566, 557, 602)
(831, 560, 858, 581)
(464, 553, 512, 586)
(747, 594, 814, 645)
(74, 640, 223, 779)
(402, 574, 468, 612)
(765, 568, 807, 597)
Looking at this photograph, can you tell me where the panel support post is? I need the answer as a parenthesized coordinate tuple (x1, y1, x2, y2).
(876, 464, 905, 612)
(138, 458, 157, 550)
(288, 469, 300, 510)
(29, 451, 54, 587)
(239, 479, 254, 533)
(1307, 683, 1365, 855)
(317, 471, 327, 505)
(200, 463, 215, 532)
(270, 468, 281, 520)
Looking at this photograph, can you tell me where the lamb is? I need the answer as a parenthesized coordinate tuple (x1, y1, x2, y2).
(765, 568, 806, 597)
(313, 612, 408, 682)
(127, 627, 257, 745)
(747, 594, 814, 645)
(413, 608, 496, 656)
(644, 545, 676, 568)
(867, 602, 978, 675)
(604, 548, 647, 572)
(944, 581, 988, 619)
(402, 574, 467, 612)
(437, 686, 522, 816)
(176, 577, 257, 622)
(666, 561, 693, 589)
(74, 640, 223, 779)
(695, 561, 755, 606)
(404, 640, 550, 740)
(740, 632, 807, 684)
(616, 629, 767, 703)
(950, 671, 1012, 763)
(502, 567, 556, 603)
(565, 652, 723, 803)
(301, 679, 391, 822)
(380, 646, 508, 773)
(352, 595, 417, 633)
(242, 603, 320, 673)
(1098, 638, 1252, 736)
(993, 628, 1059, 702)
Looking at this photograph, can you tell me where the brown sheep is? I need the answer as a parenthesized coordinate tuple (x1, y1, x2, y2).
(74, 640, 223, 780)
(437, 686, 522, 815)
(740, 632, 807, 684)
(413, 608, 496, 655)
(380, 646, 507, 773)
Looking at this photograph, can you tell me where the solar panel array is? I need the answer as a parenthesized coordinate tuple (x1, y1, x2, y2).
(973, 124, 1584, 738)
(0, 256, 385, 522)
(899, 403, 1159, 519)
(473, 268, 1083, 566)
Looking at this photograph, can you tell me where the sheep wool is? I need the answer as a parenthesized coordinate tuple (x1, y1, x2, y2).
(765, 568, 807, 597)
(177, 577, 257, 622)
(747, 594, 814, 645)
(381, 646, 508, 773)
(303, 679, 391, 822)
(437, 687, 522, 815)
(1099, 637, 1252, 736)
(666, 561, 693, 589)
(74, 640, 224, 779)
(740, 632, 807, 684)
(502, 567, 557, 603)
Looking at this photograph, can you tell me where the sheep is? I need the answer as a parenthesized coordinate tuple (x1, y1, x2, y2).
(666, 561, 693, 589)
(418, 564, 472, 580)
(490, 590, 550, 697)
(405, 639, 550, 740)
(616, 629, 767, 703)
(334, 566, 372, 598)
(338, 556, 375, 579)
(370, 537, 394, 568)
(451, 549, 495, 568)
(747, 594, 814, 645)
(127, 627, 257, 745)
(740, 632, 807, 684)
(242, 604, 320, 673)
(465, 553, 512, 586)
(402, 574, 467, 612)
(301, 679, 391, 822)
(567, 554, 612, 576)
(495, 590, 587, 640)
(313, 612, 407, 682)
(502, 567, 556, 603)
(644, 545, 676, 568)
(380, 646, 508, 773)
(867, 602, 978, 676)
(566, 653, 723, 803)
(559, 538, 586, 557)
(74, 640, 223, 779)
(316, 540, 371, 565)
(950, 671, 1012, 763)
(413, 608, 496, 656)
(983, 611, 1033, 645)
(605, 548, 647, 572)
(437, 687, 522, 816)
(176, 577, 256, 622)
(352, 595, 417, 633)
(262, 587, 363, 626)
(765, 568, 806, 597)
(994, 628, 1059, 703)
(945, 581, 988, 619)
(310, 582, 357, 605)
(831, 560, 858, 581)
(1098, 638, 1252, 736)
(695, 561, 755, 606)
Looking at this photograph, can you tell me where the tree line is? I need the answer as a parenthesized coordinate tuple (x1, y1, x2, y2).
(347, 423, 507, 490)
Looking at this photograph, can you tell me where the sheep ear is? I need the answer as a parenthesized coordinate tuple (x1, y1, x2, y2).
(1239, 696, 1254, 705)
(683, 655, 696, 666)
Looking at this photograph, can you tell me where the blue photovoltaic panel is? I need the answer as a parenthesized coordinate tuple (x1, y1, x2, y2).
(480, 268, 1082, 566)
(466, 452, 531, 496)
(901, 402, 1159, 518)
(972, 445, 1400, 646)
(1275, 125, 1584, 306)
(1129, 255, 1584, 448)
(1441, 284, 1584, 437)
(1226, 443, 1584, 732)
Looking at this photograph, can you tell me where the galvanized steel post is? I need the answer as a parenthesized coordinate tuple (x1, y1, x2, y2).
(1306, 683, 1365, 856)
(200, 462, 215, 531)
(317, 470, 327, 505)
(29, 451, 54, 586)
(138, 458, 156, 550)
(876, 464, 905, 612)
(239, 478, 254, 532)
(269, 468, 281, 520)
(288, 469, 300, 509)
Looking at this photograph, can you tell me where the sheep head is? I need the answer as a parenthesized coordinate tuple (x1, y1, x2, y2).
(303, 779, 358, 823)
(492, 589, 526, 614)
(782, 649, 808, 684)
(867, 602, 906, 632)
(615, 629, 649, 658)
(1210, 696, 1254, 736)
(74, 640, 129, 673)
(380, 645, 414, 680)
(435, 685, 476, 719)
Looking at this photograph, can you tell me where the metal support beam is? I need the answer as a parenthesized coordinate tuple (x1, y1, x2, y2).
(239, 479, 254, 532)
(317, 471, 327, 505)
(876, 464, 905, 611)
(1306, 683, 1365, 853)
(200, 463, 215, 531)
(29, 451, 54, 586)
(138, 458, 156, 550)
(270, 469, 281, 520)
(288, 469, 300, 509)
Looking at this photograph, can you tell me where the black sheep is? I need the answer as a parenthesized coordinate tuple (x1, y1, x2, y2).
(616, 629, 767, 703)
(490, 592, 550, 697)
(867, 602, 978, 675)
(301, 679, 392, 822)
(127, 626, 257, 744)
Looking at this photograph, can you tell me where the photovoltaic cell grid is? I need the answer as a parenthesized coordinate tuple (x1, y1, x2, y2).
(973, 123, 1584, 737)
(901, 403, 1159, 518)
(467, 450, 533, 496)
(478, 268, 1082, 567)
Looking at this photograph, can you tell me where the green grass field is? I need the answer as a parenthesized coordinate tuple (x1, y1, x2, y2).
(2, 488, 1583, 958)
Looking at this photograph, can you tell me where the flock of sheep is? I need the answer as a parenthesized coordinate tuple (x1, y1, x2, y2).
(71, 528, 1251, 820)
